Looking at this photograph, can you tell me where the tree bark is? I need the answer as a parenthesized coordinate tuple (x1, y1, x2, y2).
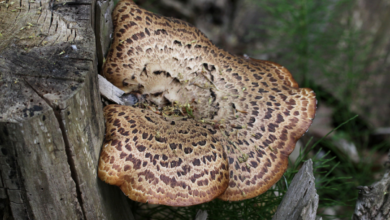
(272, 159, 321, 220)
(353, 151, 390, 220)
(0, 0, 134, 219)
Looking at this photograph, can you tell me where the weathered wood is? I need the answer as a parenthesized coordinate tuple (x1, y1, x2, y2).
(99, 74, 125, 105)
(95, 0, 115, 72)
(0, 111, 83, 219)
(98, 74, 140, 106)
(0, 0, 134, 219)
(272, 159, 321, 220)
(195, 210, 208, 220)
(353, 151, 390, 220)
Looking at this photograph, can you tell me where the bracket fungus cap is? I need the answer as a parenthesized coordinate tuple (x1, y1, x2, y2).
(98, 0, 317, 206)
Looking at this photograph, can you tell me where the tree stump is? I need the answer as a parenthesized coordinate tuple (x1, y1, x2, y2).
(0, 0, 134, 219)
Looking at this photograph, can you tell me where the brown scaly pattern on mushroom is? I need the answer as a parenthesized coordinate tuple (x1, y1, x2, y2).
(99, 105, 229, 206)
(99, 0, 317, 206)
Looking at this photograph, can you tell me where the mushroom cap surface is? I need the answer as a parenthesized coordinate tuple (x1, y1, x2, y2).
(99, 0, 317, 206)
(99, 105, 229, 206)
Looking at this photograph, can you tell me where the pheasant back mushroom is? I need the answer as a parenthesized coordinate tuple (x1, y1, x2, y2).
(98, 0, 317, 206)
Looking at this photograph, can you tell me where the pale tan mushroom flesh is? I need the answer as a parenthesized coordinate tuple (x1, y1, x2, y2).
(98, 0, 317, 206)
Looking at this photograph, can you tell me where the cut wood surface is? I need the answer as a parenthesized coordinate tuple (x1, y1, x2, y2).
(0, 0, 134, 219)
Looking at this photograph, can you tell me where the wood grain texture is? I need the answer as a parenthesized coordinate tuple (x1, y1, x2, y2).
(99, 74, 125, 105)
(0, 0, 134, 219)
(353, 151, 390, 220)
(272, 159, 320, 220)
(96, 0, 115, 71)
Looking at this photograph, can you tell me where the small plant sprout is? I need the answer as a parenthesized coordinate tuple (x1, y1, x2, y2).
(59, 50, 65, 55)
(185, 104, 194, 118)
